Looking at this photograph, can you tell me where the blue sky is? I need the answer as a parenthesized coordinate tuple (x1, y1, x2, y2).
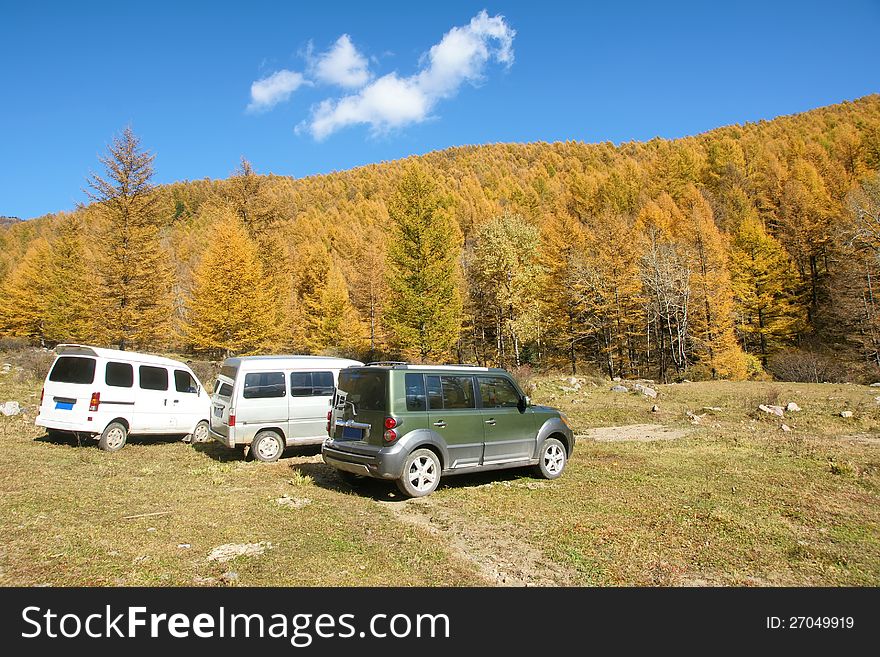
(2, 0, 879, 219)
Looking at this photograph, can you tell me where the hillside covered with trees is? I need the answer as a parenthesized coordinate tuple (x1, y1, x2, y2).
(2, 95, 880, 382)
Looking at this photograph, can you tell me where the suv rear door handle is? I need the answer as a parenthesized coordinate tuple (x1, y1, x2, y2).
(433, 421, 447, 428)
(484, 418, 496, 425)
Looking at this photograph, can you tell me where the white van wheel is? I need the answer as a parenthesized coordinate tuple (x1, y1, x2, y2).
(98, 422, 128, 452)
(251, 430, 284, 463)
(191, 420, 210, 444)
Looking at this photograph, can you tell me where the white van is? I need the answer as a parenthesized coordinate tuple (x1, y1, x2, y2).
(35, 344, 211, 452)
(209, 355, 363, 462)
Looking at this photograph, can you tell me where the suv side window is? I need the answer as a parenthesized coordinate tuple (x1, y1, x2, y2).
(426, 375, 443, 410)
(440, 375, 476, 409)
(243, 372, 286, 398)
(290, 371, 335, 397)
(405, 373, 427, 411)
(478, 376, 520, 408)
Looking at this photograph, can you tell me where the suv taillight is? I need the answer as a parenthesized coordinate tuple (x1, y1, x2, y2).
(326, 411, 332, 435)
(229, 413, 236, 427)
(89, 392, 100, 412)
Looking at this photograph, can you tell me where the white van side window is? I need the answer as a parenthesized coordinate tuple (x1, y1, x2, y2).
(105, 362, 134, 388)
(290, 371, 334, 397)
(243, 372, 285, 399)
(139, 365, 169, 391)
(174, 370, 198, 394)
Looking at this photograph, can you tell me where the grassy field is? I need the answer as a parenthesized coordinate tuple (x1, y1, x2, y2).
(1, 358, 878, 586)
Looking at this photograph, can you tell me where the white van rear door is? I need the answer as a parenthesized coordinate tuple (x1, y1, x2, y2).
(288, 371, 335, 440)
(40, 356, 98, 426)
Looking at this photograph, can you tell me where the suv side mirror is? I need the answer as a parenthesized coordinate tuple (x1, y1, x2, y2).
(518, 395, 531, 412)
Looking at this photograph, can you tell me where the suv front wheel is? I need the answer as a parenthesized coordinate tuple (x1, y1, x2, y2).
(535, 437, 567, 479)
(396, 448, 441, 498)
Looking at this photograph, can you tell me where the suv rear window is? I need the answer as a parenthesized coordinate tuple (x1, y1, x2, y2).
(49, 357, 96, 384)
(243, 372, 286, 399)
(337, 369, 387, 412)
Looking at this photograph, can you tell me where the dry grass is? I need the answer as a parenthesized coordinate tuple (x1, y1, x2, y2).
(1, 363, 878, 586)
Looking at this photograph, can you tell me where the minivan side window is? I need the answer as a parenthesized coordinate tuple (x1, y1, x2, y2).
(174, 370, 198, 394)
(243, 372, 286, 399)
(290, 371, 335, 397)
(440, 375, 476, 409)
(105, 362, 134, 388)
(478, 376, 520, 408)
(405, 373, 427, 411)
(49, 357, 96, 384)
(139, 365, 169, 391)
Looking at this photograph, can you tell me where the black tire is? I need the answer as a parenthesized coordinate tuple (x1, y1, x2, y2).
(396, 448, 441, 498)
(534, 437, 567, 479)
(251, 430, 285, 463)
(98, 421, 128, 452)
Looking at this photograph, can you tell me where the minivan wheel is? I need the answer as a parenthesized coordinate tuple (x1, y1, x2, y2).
(191, 420, 210, 444)
(535, 438, 567, 479)
(396, 448, 441, 498)
(251, 430, 284, 463)
(98, 422, 128, 452)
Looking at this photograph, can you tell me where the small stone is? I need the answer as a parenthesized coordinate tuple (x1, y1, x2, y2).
(758, 404, 785, 417)
(870, 382, 880, 387)
(612, 376, 622, 382)
(221, 571, 239, 583)
(651, 404, 660, 413)
(177, 543, 191, 549)
(1, 401, 21, 416)
(276, 495, 311, 509)
(610, 385, 628, 393)
(785, 402, 802, 412)
(146, 527, 156, 533)
(781, 424, 792, 432)
(840, 410, 854, 418)
(702, 406, 722, 412)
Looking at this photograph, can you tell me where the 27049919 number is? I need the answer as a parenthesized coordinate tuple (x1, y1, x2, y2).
(766, 616, 854, 629)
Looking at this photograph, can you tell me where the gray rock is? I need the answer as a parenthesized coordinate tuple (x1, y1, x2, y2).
(870, 382, 880, 387)
(781, 424, 792, 433)
(1, 401, 20, 416)
(612, 376, 622, 382)
(840, 410, 854, 418)
(702, 406, 722, 412)
(785, 402, 802, 412)
(610, 385, 628, 393)
(651, 404, 660, 413)
(565, 377, 580, 388)
(633, 383, 658, 398)
(758, 404, 784, 417)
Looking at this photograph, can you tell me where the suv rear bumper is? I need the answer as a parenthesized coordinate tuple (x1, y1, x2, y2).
(322, 441, 405, 480)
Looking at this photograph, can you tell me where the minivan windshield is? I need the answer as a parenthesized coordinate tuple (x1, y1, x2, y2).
(336, 369, 387, 412)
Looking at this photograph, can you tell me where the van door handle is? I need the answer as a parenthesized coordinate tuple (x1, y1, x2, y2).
(173, 399, 179, 404)
(485, 418, 496, 425)
(433, 421, 447, 428)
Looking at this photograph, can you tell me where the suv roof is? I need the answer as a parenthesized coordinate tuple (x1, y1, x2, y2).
(359, 362, 509, 374)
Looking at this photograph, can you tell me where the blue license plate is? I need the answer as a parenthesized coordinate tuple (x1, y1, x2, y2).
(342, 426, 363, 440)
(55, 401, 74, 410)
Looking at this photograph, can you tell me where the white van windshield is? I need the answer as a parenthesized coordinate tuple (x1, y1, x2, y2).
(49, 357, 96, 384)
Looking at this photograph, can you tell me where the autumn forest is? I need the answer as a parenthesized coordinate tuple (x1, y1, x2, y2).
(2, 95, 880, 383)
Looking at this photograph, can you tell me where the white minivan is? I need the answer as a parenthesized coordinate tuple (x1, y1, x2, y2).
(209, 355, 363, 462)
(35, 344, 211, 452)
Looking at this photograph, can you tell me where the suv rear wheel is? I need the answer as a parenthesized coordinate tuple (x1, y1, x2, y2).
(251, 430, 284, 463)
(535, 437, 567, 479)
(396, 448, 441, 498)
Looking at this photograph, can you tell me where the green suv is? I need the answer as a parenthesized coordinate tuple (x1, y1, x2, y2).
(322, 363, 574, 497)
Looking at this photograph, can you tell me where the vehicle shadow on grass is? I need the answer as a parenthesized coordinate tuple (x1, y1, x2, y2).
(192, 441, 324, 463)
(291, 459, 535, 501)
(34, 431, 190, 449)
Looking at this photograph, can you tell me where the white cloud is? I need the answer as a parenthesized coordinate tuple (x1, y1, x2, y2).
(247, 69, 308, 112)
(303, 11, 515, 140)
(310, 34, 371, 88)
